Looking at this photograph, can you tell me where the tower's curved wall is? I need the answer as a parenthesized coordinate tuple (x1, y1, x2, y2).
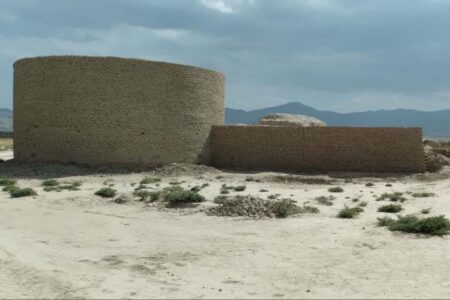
(13, 56, 225, 166)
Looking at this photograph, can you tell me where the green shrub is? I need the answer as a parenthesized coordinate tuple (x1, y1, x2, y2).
(328, 187, 344, 193)
(140, 177, 161, 184)
(260, 189, 268, 192)
(271, 198, 303, 218)
(378, 204, 402, 213)
(245, 176, 255, 182)
(315, 195, 334, 206)
(337, 206, 363, 219)
(379, 215, 450, 236)
(10, 187, 37, 198)
(377, 192, 406, 202)
(42, 179, 60, 187)
(365, 182, 375, 187)
(359, 201, 368, 207)
(44, 181, 81, 192)
(302, 205, 320, 214)
(234, 185, 246, 192)
(412, 192, 435, 198)
(386, 183, 393, 187)
(134, 190, 160, 202)
(377, 216, 395, 227)
(268, 194, 279, 200)
(95, 187, 117, 198)
(220, 189, 230, 195)
(0, 178, 17, 186)
(421, 208, 431, 214)
(3, 185, 19, 192)
(164, 189, 205, 206)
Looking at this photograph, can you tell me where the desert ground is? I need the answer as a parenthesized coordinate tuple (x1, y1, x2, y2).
(1, 148, 450, 299)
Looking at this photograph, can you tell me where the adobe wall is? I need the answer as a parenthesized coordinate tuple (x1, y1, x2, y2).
(211, 126, 425, 173)
(13, 56, 224, 166)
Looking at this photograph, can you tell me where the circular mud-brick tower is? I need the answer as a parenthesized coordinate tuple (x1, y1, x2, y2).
(13, 56, 225, 166)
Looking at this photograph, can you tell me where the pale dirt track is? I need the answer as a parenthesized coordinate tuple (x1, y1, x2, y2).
(1, 152, 450, 299)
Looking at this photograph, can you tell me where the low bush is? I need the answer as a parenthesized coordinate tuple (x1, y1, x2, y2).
(164, 189, 205, 206)
(337, 206, 363, 219)
(315, 195, 334, 206)
(134, 190, 160, 202)
(412, 192, 436, 198)
(0, 178, 17, 186)
(3, 185, 19, 192)
(365, 182, 375, 187)
(267, 194, 280, 200)
(42, 179, 60, 187)
(421, 208, 431, 214)
(44, 181, 81, 192)
(10, 187, 37, 198)
(328, 187, 344, 193)
(95, 187, 117, 198)
(234, 185, 246, 192)
(378, 215, 450, 236)
(213, 195, 228, 204)
(140, 177, 161, 184)
(378, 204, 402, 213)
(376, 192, 406, 202)
(359, 201, 368, 207)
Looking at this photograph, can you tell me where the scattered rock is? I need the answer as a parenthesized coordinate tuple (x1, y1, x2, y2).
(258, 113, 326, 127)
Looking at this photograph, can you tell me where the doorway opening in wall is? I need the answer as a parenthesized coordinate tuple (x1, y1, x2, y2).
(0, 131, 13, 161)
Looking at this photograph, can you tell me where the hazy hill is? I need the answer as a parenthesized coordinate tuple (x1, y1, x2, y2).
(226, 102, 450, 138)
(1, 103, 448, 138)
(0, 108, 12, 132)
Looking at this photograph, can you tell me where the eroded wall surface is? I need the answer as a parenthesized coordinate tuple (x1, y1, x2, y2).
(211, 126, 425, 173)
(13, 56, 224, 165)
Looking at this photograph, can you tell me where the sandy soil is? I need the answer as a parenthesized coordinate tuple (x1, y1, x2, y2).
(1, 150, 450, 299)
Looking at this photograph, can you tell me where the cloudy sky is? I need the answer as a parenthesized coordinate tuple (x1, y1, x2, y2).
(1, 0, 450, 112)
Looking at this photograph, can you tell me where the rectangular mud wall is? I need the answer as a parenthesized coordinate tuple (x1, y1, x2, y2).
(211, 126, 425, 173)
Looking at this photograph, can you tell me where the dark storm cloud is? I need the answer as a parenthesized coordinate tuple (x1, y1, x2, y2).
(1, 0, 450, 111)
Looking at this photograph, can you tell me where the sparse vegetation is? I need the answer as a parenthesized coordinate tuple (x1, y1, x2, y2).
(234, 185, 246, 192)
(386, 183, 393, 187)
(268, 194, 280, 200)
(95, 187, 117, 198)
(43, 181, 81, 192)
(378, 215, 450, 236)
(328, 187, 344, 193)
(358, 201, 368, 207)
(42, 179, 60, 187)
(10, 187, 37, 198)
(220, 189, 230, 195)
(421, 208, 431, 214)
(3, 185, 19, 192)
(378, 204, 402, 213)
(315, 195, 334, 206)
(0, 178, 17, 186)
(412, 192, 436, 198)
(365, 182, 374, 187)
(221, 184, 246, 192)
(259, 189, 268, 192)
(134, 190, 160, 202)
(376, 192, 406, 202)
(140, 177, 161, 184)
(164, 189, 205, 206)
(337, 206, 363, 219)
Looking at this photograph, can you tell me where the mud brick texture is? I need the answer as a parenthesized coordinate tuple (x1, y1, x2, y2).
(13, 56, 225, 166)
(211, 126, 425, 173)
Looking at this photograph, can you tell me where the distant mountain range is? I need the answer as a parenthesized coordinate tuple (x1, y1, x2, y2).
(226, 102, 450, 138)
(0, 103, 449, 138)
(0, 108, 12, 132)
